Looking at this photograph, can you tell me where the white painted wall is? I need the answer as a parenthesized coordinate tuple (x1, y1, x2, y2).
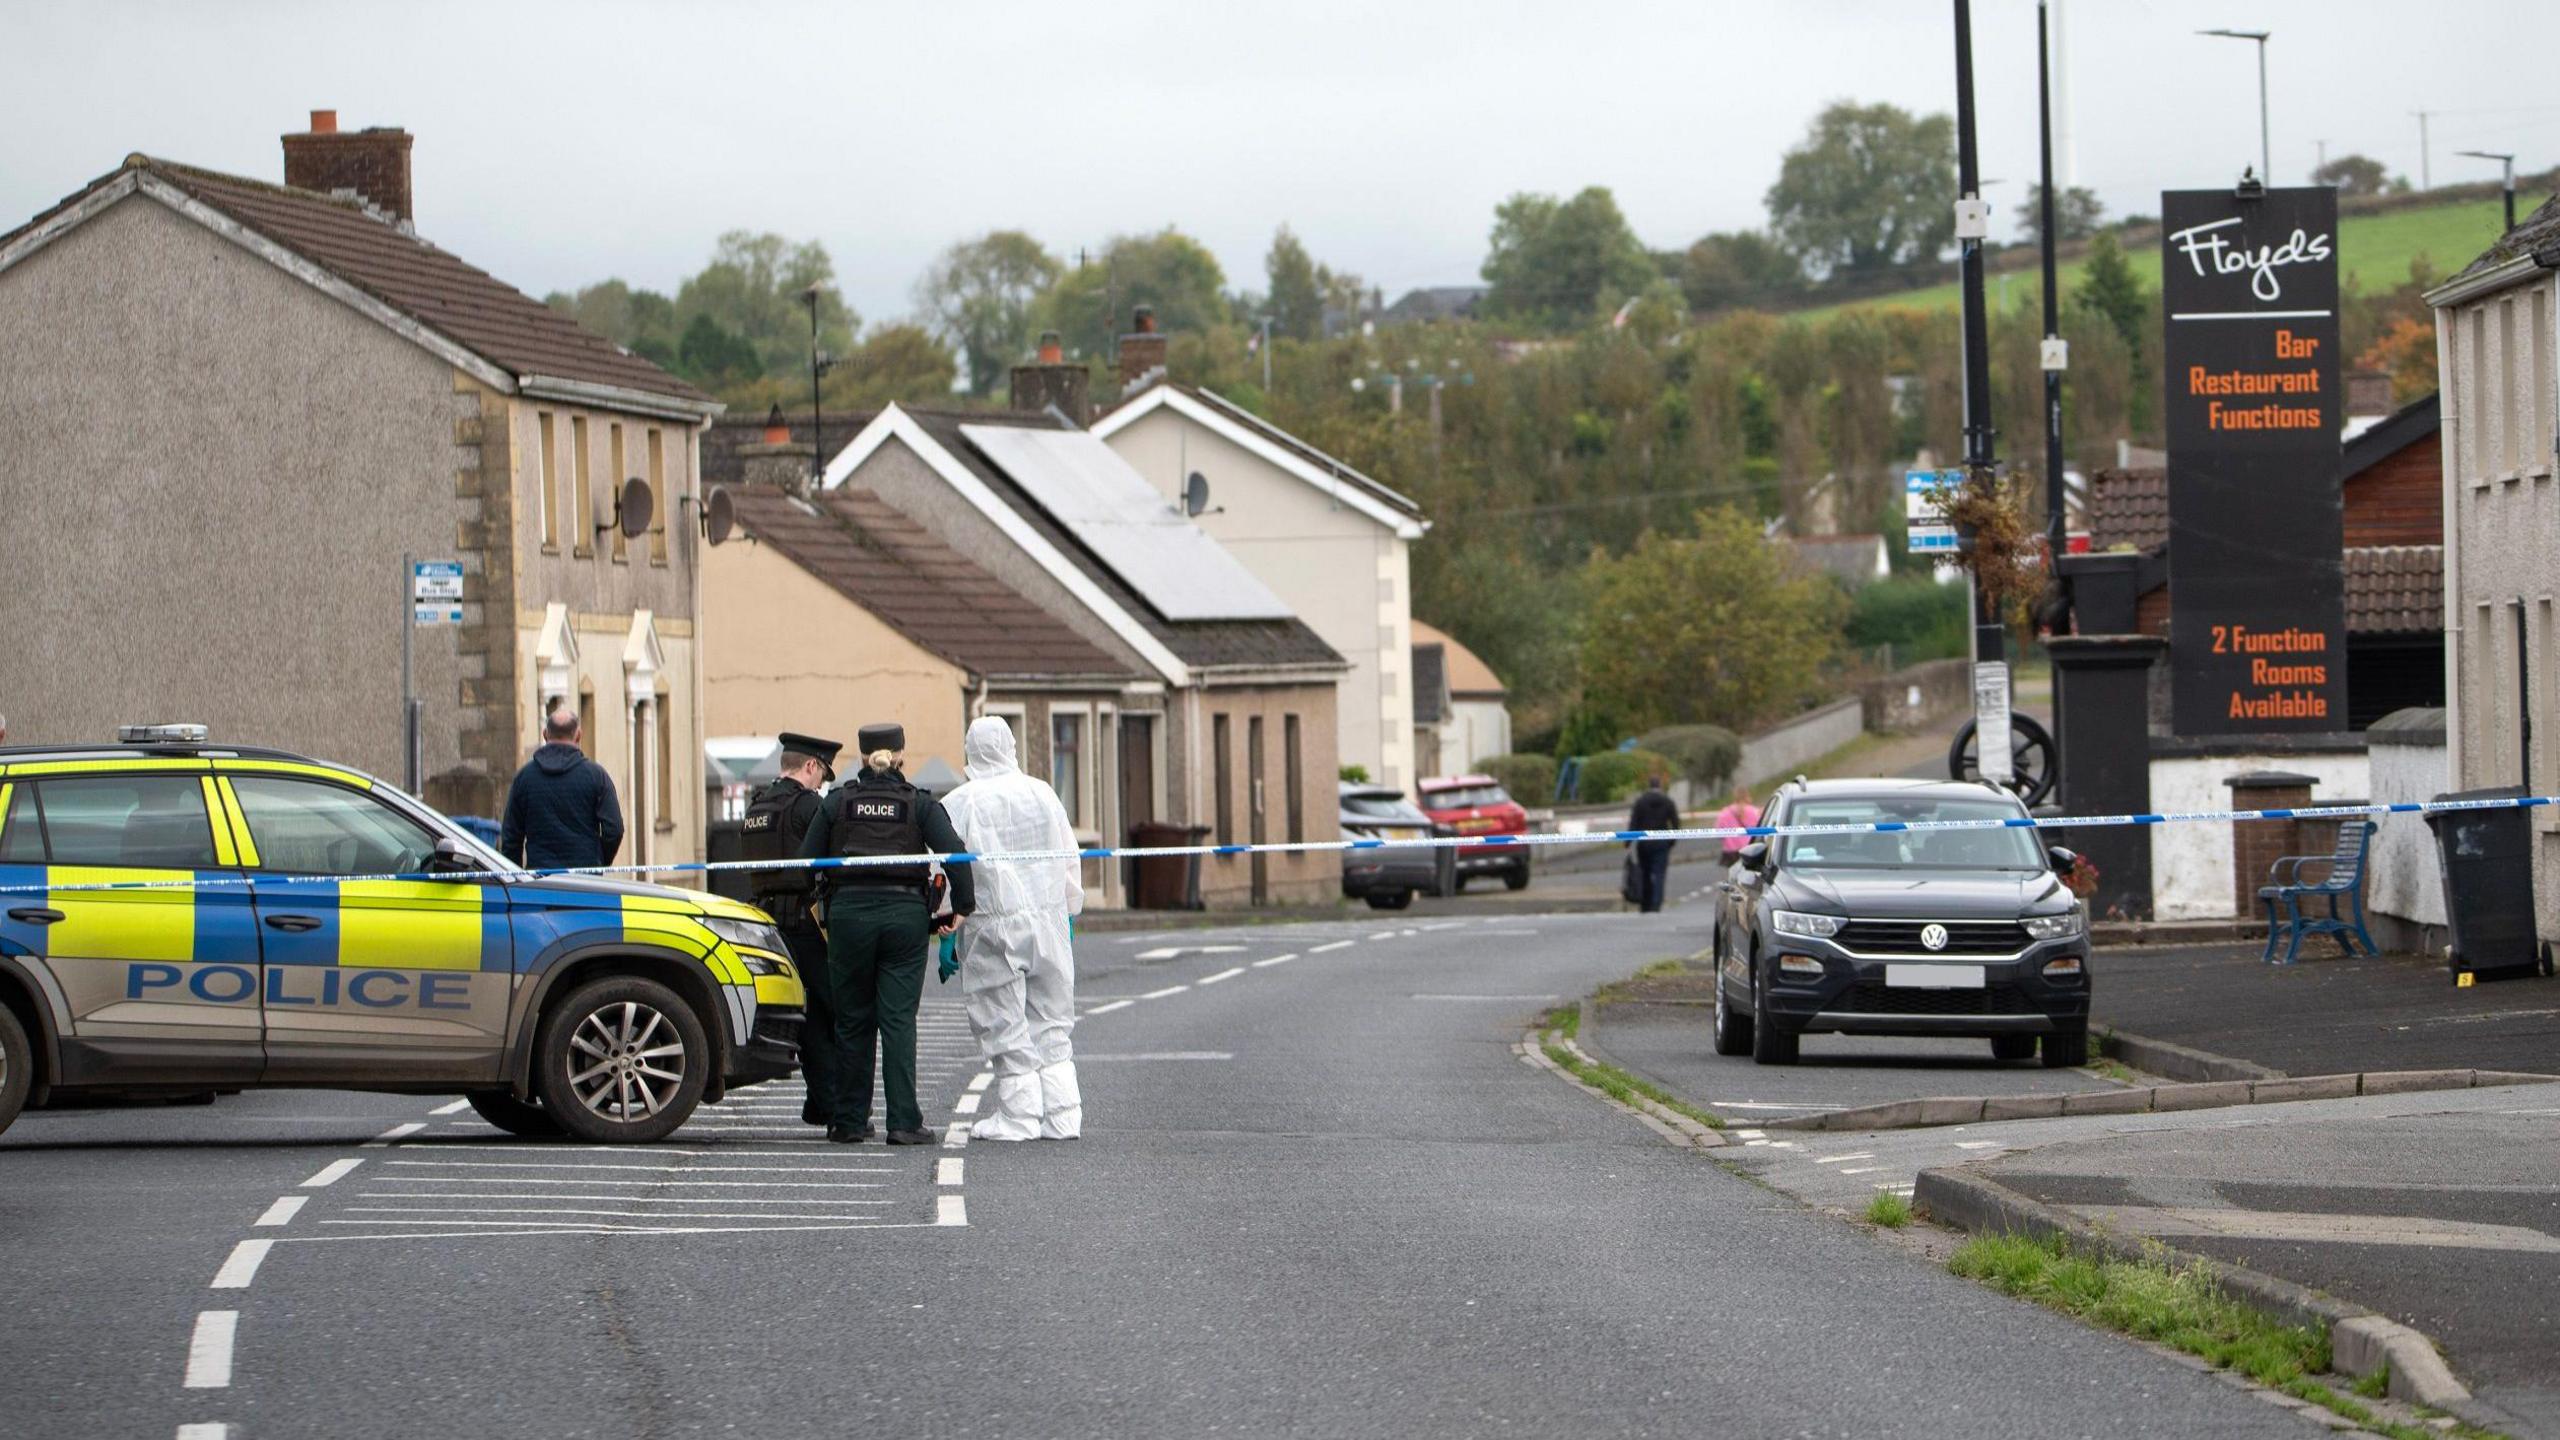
(2148, 753, 2371, 920)
(1444, 698, 1513, 775)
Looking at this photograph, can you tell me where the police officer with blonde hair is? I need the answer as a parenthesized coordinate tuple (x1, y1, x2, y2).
(797, 723, 972, 1145)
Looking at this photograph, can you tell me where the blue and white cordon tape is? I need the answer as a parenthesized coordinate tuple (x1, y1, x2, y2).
(2, 793, 2551, 897)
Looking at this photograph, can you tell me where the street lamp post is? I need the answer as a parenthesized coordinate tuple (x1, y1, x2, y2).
(2456, 149, 2519, 232)
(2199, 27, 2272, 182)
(1953, 0, 2001, 668)
(801, 284, 836, 491)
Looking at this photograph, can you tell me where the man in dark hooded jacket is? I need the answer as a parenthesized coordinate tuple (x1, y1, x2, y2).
(500, 705, 625, 871)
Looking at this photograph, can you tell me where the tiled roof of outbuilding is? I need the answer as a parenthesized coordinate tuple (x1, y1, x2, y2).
(2088, 467, 2170, 553)
(724, 483, 1131, 681)
(2343, 546, 2443, 635)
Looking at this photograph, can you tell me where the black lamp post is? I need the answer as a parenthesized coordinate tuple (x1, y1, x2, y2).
(802, 283, 836, 489)
(2456, 150, 2518, 232)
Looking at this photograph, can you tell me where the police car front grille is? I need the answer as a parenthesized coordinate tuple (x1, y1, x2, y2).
(752, 1014, 803, 1051)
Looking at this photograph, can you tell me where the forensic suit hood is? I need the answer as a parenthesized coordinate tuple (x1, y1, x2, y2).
(942, 715, 1084, 1140)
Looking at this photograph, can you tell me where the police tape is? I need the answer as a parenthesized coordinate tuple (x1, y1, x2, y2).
(1, 792, 2553, 898)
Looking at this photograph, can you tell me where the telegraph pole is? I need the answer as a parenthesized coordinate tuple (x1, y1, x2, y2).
(2039, 0, 2068, 570)
(1954, 0, 2002, 667)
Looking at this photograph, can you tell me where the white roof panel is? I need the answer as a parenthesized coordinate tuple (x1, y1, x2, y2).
(959, 424, 1294, 622)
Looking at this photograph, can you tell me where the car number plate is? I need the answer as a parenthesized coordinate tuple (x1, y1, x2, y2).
(1885, 964, 1986, 989)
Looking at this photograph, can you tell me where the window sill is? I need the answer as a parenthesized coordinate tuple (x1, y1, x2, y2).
(573, 549, 594, 560)
(654, 819, 678, 834)
(541, 543, 560, 556)
(649, 557, 669, 569)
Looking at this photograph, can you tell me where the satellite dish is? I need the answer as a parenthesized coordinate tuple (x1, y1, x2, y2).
(617, 477, 653, 540)
(703, 486, 735, 546)
(1183, 471, 1211, 518)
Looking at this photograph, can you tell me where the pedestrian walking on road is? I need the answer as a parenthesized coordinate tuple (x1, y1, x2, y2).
(499, 705, 625, 872)
(799, 723, 973, 1146)
(1627, 774, 1680, 914)
(1713, 783, 1762, 861)
(741, 732, 842, 1128)
(940, 716, 1085, 1142)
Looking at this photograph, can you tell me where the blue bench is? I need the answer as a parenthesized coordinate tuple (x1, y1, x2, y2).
(2257, 820, 2379, 964)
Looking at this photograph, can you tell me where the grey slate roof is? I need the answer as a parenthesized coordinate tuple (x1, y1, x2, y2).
(899, 409, 1346, 674)
(2443, 191, 2560, 286)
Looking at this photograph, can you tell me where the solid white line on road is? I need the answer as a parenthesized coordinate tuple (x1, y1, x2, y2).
(209, 1240, 273, 1290)
(370, 1177, 887, 1188)
(281, 1221, 947, 1243)
(1140, 985, 1189, 1000)
(1250, 953, 1297, 967)
(937, 1158, 963, 1187)
(1133, 945, 1246, 959)
(937, 1194, 968, 1227)
(344, 1206, 889, 1222)
(183, 1311, 238, 1389)
(1076, 1052, 1233, 1062)
(1813, 1153, 1875, 1166)
(300, 1159, 363, 1188)
(1196, 967, 1245, 985)
(1840, 1166, 1885, 1175)
(954, 1093, 982, 1115)
(1954, 1141, 2004, 1151)
(1712, 1101, 1847, 1111)
(966, 1072, 992, 1093)
(1411, 993, 1561, 1001)
(176, 1425, 230, 1440)
(254, 1196, 309, 1227)
(430, 1099, 471, 1116)
(1309, 940, 1355, 954)
(363, 1123, 425, 1147)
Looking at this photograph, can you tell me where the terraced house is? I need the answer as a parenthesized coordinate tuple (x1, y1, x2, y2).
(0, 113, 720, 863)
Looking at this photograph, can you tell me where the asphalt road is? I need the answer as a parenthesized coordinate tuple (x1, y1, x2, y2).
(3, 906, 2331, 1439)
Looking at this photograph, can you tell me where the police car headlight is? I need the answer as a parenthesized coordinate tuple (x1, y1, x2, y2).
(702, 916, 790, 965)
(2022, 909, 2085, 941)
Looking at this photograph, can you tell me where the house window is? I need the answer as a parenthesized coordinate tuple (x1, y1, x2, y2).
(1284, 713, 1304, 843)
(647, 427, 669, 565)
(609, 423, 629, 561)
(2470, 309, 2491, 481)
(1212, 713, 1234, 848)
(577, 685, 597, 758)
(537, 412, 559, 552)
(571, 416, 594, 557)
(1051, 711, 1084, 826)
(655, 681, 676, 830)
(2532, 294, 2554, 474)
(2501, 299, 2523, 477)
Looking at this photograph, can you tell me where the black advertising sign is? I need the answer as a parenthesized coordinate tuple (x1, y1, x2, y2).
(2161, 186, 2347, 734)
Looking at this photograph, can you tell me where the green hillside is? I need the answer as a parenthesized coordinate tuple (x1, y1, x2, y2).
(1796, 195, 2514, 321)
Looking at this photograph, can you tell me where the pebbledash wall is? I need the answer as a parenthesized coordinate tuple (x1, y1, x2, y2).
(0, 197, 477, 783)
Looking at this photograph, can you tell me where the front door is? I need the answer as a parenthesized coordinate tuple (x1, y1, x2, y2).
(1118, 714, 1156, 895)
(1248, 716, 1269, 906)
(221, 773, 512, 1083)
(11, 771, 263, 1084)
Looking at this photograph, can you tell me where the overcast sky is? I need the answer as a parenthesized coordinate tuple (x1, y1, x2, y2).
(6, 1, 2556, 329)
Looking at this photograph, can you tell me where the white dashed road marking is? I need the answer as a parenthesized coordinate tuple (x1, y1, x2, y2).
(429, 1099, 472, 1116)
(1251, 953, 1297, 967)
(1310, 940, 1355, 954)
(966, 1072, 992, 1093)
(937, 1195, 968, 1227)
(183, 1312, 238, 1388)
(254, 1196, 308, 1227)
(1813, 1153, 1874, 1166)
(209, 1239, 272, 1290)
(300, 1159, 363, 1188)
(176, 1424, 230, 1440)
(362, 1123, 425, 1147)
(954, 1093, 982, 1115)
(1196, 967, 1245, 985)
(1086, 1000, 1135, 1014)
(1140, 985, 1189, 1000)
(1133, 945, 1246, 960)
(937, 1158, 964, 1187)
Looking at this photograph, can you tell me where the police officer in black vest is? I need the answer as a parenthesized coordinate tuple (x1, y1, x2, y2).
(798, 722, 974, 1144)
(741, 732, 842, 1128)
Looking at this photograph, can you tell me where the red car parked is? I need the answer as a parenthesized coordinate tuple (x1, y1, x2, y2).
(1416, 774, 1532, 892)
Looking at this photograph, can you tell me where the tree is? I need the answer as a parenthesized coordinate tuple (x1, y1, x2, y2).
(675, 312, 761, 388)
(914, 230, 1062, 396)
(2013, 184, 2106, 243)
(1031, 228, 1230, 358)
(1578, 507, 1846, 731)
(673, 231, 858, 382)
(721, 322, 957, 415)
(545, 279, 678, 359)
(2312, 153, 2394, 198)
(2358, 316, 2438, 406)
(1765, 101, 1956, 279)
(2073, 231, 2146, 354)
(1678, 230, 1805, 312)
(1266, 227, 1325, 341)
(1479, 186, 1660, 330)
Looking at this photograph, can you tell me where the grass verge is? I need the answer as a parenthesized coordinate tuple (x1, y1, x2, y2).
(1864, 1192, 1912, 1228)
(1949, 1233, 2505, 1440)
(1536, 987, 1723, 1131)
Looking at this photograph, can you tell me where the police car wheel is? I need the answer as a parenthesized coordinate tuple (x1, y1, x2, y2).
(0, 1005, 30, 1139)
(535, 977, 709, 1143)
(465, 1090, 567, 1139)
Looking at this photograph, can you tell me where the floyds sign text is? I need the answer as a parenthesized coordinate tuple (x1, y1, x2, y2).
(2160, 187, 2347, 735)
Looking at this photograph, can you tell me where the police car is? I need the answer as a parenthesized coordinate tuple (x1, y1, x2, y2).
(0, 726, 806, 1143)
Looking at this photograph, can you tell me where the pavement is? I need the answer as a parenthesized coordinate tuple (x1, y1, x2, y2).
(0, 903, 2334, 1439)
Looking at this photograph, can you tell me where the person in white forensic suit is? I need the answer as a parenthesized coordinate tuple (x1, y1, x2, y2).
(940, 716, 1084, 1140)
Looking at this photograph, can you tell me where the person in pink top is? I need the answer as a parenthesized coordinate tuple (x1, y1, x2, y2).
(1714, 784, 1761, 859)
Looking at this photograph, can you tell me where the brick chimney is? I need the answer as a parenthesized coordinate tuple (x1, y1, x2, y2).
(282, 109, 414, 226)
(1116, 305, 1168, 390)
(1011, 330, 1092, 424)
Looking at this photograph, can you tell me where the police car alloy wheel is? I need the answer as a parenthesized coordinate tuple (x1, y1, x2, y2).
(0, 1004, 30, 1139)
(534, 977, 709, 1143)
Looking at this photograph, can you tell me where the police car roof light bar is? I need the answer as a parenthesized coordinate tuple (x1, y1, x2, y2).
(117, 723, 210, 744)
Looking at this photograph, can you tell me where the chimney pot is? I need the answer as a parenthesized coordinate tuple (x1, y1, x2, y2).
(1036, 330, 1064, 364)
(1132, 305, 1158, 334)
(308, 109, 337, 135)
(761, 403, 791, 445)
(1117, 307, 1169, 391)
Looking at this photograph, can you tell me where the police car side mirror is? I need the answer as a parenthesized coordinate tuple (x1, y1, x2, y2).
(427, 836, 482, 877)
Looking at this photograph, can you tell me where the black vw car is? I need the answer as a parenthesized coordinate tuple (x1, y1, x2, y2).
(1711, 779, 2090, 1067)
